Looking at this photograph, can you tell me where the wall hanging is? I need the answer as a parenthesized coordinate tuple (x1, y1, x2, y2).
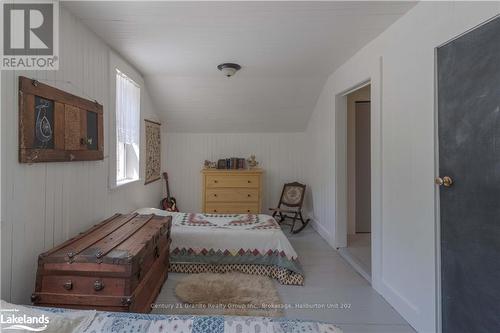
(144, 119, 161, 184)
(18, 76, 104, 163)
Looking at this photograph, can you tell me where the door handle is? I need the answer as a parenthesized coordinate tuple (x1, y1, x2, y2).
(435, 176, 453, 187)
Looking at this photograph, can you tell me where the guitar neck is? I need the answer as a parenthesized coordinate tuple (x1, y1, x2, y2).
(163, 172, 171, 198)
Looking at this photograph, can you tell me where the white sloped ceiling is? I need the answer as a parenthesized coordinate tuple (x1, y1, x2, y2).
(63, 1, 416, 132)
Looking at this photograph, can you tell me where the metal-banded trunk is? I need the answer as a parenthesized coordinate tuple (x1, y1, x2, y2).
(32, 213, 172, 312)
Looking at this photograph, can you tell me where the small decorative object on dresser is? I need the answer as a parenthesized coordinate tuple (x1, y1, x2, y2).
(31, 213, 172, 313)
(203, 160, 217, 169)
(144, 119, 161, 184)
(246, 154, 259, 169)
(202, 168, 263, 214)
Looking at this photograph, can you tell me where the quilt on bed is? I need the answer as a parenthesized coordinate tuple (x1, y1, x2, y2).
(84, 313, 342, 333)
(135, 208, 304, 285)
(1, 300, 342, 333)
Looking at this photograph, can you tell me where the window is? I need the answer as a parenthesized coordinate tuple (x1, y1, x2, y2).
(115, 69, 140, 186)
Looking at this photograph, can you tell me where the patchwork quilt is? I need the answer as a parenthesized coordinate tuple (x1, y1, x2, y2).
(1, 300, 343, 333)
(84, 313, 343, 333)
(135, 208, 304, 284)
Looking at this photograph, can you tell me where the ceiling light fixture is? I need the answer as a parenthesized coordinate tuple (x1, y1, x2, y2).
(217, 63, 241, 77)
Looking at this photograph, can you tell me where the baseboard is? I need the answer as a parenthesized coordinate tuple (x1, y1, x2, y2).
(338, 247, 372, 283)
(378, 280, 423, 332)
(308, 215, 335, 248)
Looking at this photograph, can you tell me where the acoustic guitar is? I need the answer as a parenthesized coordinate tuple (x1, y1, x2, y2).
(160, 172, 179, 212)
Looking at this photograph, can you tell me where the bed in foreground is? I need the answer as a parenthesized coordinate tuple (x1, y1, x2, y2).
(135, 208, 304, 285)
(0, 300, 343, 333)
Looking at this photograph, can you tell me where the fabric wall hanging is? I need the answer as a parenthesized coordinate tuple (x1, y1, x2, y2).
(144, 119, 161, 184)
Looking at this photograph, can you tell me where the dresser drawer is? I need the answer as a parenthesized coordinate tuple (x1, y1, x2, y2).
(206, 175, 259, 188)
(205, 203, 260, 214)
(206, 188, 259, 202)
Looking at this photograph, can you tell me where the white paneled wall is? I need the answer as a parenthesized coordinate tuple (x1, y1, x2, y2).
(163, 133, 307, 214)
(304, 2, 500, 331)
(0, 7, 162, 303)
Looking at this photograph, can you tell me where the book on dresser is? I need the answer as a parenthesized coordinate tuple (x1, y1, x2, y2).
(201, 168, 263, 214)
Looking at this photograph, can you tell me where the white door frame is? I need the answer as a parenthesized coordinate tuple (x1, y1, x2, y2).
(334, 81, 372, 277)
(333, 59, 384, 292)
(334, 80, 371, 249)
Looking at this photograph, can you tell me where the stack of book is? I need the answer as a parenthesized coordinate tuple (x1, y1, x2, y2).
(217, 158, 246, 169)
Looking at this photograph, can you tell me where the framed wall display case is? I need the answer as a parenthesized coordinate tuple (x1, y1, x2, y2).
(19, 76, 104, 163)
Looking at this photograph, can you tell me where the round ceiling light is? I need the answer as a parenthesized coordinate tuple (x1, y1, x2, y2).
(217, 63, 241, 77)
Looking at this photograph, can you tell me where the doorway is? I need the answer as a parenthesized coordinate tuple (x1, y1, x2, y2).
(339, 84, 372, 281)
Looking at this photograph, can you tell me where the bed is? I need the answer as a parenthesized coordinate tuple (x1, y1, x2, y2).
(0, 300, 343, 333)
(135, 208, 304, 285)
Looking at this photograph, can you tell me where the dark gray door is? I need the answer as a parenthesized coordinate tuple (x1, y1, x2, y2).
(437, 17, 500, 333)
(355, 101, 371, 233)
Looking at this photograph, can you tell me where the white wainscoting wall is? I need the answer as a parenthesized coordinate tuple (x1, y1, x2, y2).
(163, 133, 307, 214)
(304, 2, 500, 332)
(0, 7, 162, 304)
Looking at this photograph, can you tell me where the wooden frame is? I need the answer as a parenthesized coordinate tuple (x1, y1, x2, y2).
(144, 119, 161, 184)
(19, 76, 104, 163)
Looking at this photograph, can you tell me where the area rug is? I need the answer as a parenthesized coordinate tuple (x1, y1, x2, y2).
(175, 272, 284, 317)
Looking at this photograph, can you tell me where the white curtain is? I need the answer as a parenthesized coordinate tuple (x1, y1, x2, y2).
(116, 70, 140, 145)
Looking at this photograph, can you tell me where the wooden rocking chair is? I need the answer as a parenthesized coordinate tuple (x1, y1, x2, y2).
(270, 182, 310, 234)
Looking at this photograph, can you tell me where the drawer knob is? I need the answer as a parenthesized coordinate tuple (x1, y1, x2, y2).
(214, 194, 217, 197)
(213, 209, 217, 212)
(94, 280, 105, 291)
(214, 180, 218, 183)
(247, 210, 251, 213)
(247, 194, 251, 197)
(63, 280, 73, 291)
(247, 180, 251, 183)
(121, 297, 132, 306)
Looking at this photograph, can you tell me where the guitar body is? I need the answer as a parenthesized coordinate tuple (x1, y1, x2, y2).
(161, 172, 179, 212)
(161, 197, 178, 212)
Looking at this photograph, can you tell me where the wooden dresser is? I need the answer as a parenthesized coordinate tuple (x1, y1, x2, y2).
(202, 169, 263, 214)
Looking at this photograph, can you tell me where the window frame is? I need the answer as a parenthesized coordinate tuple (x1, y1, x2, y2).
(109, 51, 144, 190)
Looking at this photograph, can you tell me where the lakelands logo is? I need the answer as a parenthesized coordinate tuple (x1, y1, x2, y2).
(0, 308, 49, 331)
(1, 0, 59, 70)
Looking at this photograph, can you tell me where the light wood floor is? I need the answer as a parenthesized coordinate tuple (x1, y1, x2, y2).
(338, 233, 372, 282)
(153, 227, 415, 333)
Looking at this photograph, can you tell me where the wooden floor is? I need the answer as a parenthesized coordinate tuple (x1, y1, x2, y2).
(153, 227, 415, 333)
(338, 233, 372, 282)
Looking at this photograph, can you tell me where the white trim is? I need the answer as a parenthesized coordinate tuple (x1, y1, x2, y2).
(334, 92, 348, 249)
(338, 247, 371, 283)
(433, 46, 442, 333)
(116, 178, 141, 188)
(334, 79, 375, 283)
(332, 60, 384, 298)
(309, 215, 335, 248)
(334, 78, 374, 249)
(341, 80, 371, 97)
(371, 56, 383, 295)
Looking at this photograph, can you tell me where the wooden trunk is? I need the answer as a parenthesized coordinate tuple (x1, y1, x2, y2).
(32, 213, 171, 313)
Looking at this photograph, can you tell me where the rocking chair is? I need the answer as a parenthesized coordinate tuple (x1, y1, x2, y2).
(270, 182, 310, 234)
